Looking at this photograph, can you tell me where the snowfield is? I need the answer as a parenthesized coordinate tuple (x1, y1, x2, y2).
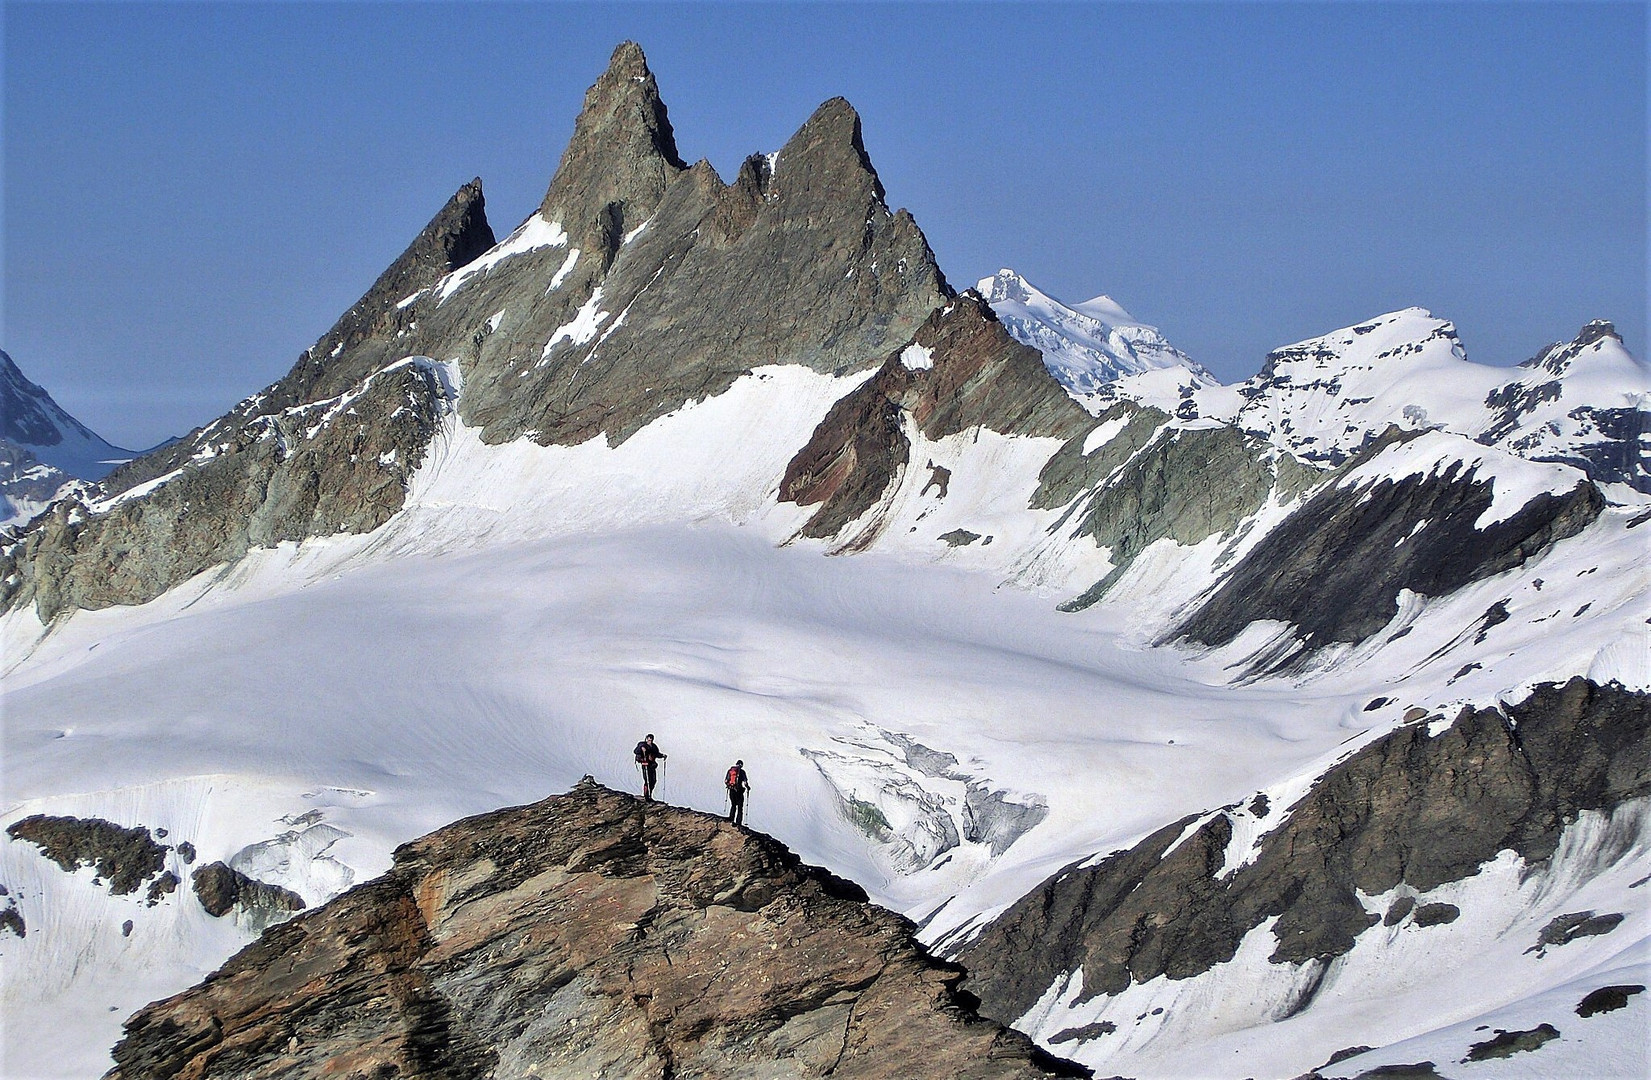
(2, 360, 1647, 1079)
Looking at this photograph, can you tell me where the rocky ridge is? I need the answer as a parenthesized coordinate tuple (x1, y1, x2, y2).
(1173, 428, 1606, 668)
(108, 780, 1086, 1080)
(954, 678, 1650, 1046)
(0, 42, 950, 622)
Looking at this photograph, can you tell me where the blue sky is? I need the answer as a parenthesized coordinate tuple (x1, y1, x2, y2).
(5, 2, 1645, 449)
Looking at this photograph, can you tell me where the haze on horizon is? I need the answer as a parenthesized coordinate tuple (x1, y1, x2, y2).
(5, 2, 1644, 450)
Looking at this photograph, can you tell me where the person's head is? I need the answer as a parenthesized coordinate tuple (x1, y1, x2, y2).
(645, 734, 655, 742)
(735, 759, 743, 767)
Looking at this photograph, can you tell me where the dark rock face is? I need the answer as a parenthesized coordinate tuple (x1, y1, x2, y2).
(190, 862, 306, 921)
(1463, 1024, 1559, 1061)
(1576, 984, 1643, 1017)
(110, 781, 1086, 1080)
(955, 679, 1651, 1023)
(1174, 432, 1605, 665)
(781, 294, 1088, 541)
(6, 815, 168, 896)
(456, 79, 950, 452)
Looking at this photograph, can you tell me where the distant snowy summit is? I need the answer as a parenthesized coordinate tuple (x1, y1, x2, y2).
(0, 349, 134, 525)
(977, 268, 1215, 407)
(1172, 309, 1651, 496)
(982, 274, 1648, 497)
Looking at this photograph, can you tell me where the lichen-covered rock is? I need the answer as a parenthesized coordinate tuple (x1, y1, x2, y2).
(109, 781, 1087, 1080)
(1056, 423, 1295, 610)
(2, 359, 450, 620)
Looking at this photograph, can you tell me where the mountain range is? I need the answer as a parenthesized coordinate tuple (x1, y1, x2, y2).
(2, 42, 1647, 1080)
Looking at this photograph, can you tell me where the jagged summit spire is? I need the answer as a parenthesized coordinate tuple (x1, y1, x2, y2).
(538, 41, 688, 254)
(777, 96, 887, 204)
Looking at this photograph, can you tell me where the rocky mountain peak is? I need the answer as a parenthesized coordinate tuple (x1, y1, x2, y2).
(1523, 319, 1630, 376)
(0, 349, 132, 484)
(106, 780, 1085, 1079)
(260, 176, 496, 413)
(775, 96, 888, 205)
(538, 40, 688, 256)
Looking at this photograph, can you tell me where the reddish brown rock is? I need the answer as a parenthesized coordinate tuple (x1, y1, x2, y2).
(108, 780, 1086, 1080)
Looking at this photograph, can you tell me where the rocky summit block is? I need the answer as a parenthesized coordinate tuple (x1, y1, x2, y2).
(108, 780, 1087, 1080)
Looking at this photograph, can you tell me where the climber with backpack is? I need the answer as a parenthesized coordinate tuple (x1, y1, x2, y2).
(634, 734, 667, 801)
(725, 759, 750, 826)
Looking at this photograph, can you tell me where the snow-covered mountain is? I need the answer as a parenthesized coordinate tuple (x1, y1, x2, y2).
(0, 349, 134, 525)
(2, 41, 1647, 1080)
(1126, 307, 1651, 498)
(978, 268, 1215, 409)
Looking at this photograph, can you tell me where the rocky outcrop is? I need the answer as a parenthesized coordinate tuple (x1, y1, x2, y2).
(1174, 430, 1605, 664)
(1056, 424, 1303, 609)
(955, 678, 1651, 1023)
(191, 862, 306, 921)
(781, 294, 1089, 540)
(7, 815, 169, 896)
(108, 780, 1085, 1080)
(1, 358, 450, 620)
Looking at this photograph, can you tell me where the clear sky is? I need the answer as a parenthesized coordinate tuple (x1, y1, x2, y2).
(5, 2, 1645, 449)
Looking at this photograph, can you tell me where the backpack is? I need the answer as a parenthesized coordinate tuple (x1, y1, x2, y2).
(725, 766, 741, 789)
(634, 742, 650, 764)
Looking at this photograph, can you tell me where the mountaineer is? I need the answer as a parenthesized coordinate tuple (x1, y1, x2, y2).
(725, 759, 750, 825)
(633, 734, 667, 801)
